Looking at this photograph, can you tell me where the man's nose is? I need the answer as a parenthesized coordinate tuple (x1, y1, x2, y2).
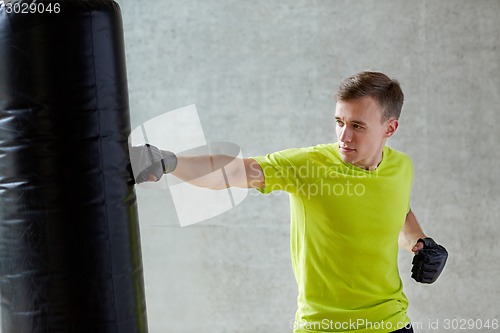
(339, 126, 352, 142)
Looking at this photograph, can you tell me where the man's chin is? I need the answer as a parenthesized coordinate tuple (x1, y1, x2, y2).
(339, 152, 355, 164)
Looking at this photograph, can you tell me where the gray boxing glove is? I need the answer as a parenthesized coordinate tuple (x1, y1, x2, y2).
(129, 144, 177, 184)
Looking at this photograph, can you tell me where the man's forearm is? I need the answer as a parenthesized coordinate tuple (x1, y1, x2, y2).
(399, 209, 427, 252)
(171, 155, 245, 190)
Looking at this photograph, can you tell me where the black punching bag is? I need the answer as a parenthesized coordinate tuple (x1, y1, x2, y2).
(0, 1, 148, 332)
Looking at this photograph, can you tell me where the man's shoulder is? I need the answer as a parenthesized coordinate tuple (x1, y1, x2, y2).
(289, 143, 339, 163)
(252, 143, 338, 167)
(311, 142, 337, 152)
(383, 146, 413, 175)
(384, 146, 410, 158)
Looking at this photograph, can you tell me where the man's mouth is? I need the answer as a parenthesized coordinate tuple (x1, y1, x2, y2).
(340, 145, 356, 152)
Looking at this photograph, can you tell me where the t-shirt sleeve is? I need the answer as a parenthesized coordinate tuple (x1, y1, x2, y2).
(251, 148, 310, 195)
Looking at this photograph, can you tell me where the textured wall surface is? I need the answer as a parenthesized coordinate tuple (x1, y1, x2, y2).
(119, 1, 500, 332)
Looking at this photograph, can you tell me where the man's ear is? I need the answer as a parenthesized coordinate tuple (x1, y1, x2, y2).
(384, 118, 399, 138)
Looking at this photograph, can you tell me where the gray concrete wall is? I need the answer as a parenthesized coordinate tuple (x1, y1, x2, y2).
(120, 1, 500, 332)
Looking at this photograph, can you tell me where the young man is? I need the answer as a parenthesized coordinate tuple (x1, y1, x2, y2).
(131, 71, 447, 332)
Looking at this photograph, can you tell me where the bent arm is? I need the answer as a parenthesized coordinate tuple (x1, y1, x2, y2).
(171, 156, 265, 190)
(399, 209, 427, 253)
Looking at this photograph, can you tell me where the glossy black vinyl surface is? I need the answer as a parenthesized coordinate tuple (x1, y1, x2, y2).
(0, 1, 148, 332)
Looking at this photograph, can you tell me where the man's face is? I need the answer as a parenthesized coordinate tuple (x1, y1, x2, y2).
(334, 96, 398, 170)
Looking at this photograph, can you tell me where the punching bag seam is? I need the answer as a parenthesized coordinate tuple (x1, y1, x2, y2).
(87, 9, 119, 328)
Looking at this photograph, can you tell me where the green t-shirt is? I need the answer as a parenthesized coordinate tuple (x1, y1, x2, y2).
(253, 143, 413, 333)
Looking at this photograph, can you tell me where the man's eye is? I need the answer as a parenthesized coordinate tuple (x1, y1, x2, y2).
(353, 124, 365, 130)
(335, 120, 344, 126)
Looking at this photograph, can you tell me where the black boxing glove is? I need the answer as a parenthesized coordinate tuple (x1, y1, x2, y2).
(411, 237, 448, 284)
(129, 144, 177, 184)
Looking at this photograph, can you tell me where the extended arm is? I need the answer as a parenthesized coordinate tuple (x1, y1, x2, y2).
(129, 144, 265, 189)
(172, 155, 265, 190)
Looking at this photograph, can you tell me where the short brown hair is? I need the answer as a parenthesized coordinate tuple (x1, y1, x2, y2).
(335, 71, 404, 121)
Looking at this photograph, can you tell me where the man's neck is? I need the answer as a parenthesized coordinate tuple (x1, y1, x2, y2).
(354, 149, 384, 171)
